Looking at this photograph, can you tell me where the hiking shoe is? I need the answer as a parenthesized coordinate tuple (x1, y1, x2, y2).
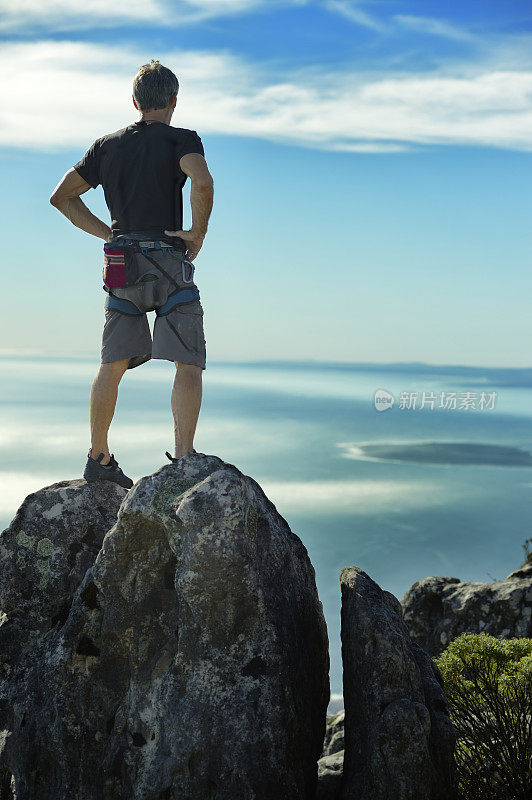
(83, 450, 134, 489)
(165, 449, 197, 463)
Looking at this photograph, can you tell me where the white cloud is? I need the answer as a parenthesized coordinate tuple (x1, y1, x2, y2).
(258, 478, 460, 513)
(0, 0, 286, 32)
(393, 13, 476, 42)
(184, 0, 262, 9)
(324, 4, 483, 44)
(0, 0, 511, 50)
(323, 1, 386, 33)
(0, 39, 531, 153)
(0, 0, 163, 32)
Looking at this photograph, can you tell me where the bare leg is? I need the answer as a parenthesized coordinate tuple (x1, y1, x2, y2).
(172, 362, 203, 458)
(89, 359, 130, 464)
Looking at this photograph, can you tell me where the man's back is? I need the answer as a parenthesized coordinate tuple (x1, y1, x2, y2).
(73, 120, 204, 239)
(50, 57, 214, 485)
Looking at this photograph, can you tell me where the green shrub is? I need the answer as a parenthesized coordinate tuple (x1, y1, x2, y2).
(434, 632, 532, 800)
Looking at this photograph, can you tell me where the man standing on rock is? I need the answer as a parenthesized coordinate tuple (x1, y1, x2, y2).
(50, 60, 214, 488)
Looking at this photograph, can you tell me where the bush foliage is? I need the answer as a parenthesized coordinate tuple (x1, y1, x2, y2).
(434, 632, 532, 800)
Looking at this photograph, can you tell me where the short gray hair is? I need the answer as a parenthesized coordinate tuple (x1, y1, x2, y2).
(133, 60, 179, 112)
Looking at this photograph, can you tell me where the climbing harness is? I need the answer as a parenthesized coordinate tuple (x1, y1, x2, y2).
(102, 238, 199, 315)
(104, 286, 200, 317)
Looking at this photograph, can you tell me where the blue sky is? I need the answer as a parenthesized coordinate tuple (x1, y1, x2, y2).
(0, 0, 531, 366)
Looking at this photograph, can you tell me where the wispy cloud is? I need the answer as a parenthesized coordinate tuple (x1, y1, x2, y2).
(0, 0, 163, 32)
(0, 39, 531, 153)
(323, 4, 479, 43)
(0, 0, 509, 48)
(393, 13, 476, 42)
(323, 0, 386, 33)
(0, 0, 281, 32)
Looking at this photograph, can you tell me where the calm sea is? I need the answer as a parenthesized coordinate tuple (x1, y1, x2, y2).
(2, 355, 532, 713)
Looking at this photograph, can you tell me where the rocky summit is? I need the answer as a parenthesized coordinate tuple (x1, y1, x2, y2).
(0, 454, 330, 800)
(401, 554, 532, 657)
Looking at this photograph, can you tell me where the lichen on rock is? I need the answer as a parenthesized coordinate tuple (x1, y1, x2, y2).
(0, 454, 330, 800)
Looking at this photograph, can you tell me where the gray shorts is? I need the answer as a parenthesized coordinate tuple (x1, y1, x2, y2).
(100, 239, 207, 371)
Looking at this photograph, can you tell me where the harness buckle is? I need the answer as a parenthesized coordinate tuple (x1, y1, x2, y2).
(137, 240, 174, 250)
(182, 259, 195, 283)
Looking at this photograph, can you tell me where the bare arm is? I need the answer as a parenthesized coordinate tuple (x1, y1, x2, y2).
(165, 153, 214, 261)
(50, 168, 111, 242)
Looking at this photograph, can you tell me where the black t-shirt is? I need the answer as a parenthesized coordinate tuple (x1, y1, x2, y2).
(73, 120, 205, 238)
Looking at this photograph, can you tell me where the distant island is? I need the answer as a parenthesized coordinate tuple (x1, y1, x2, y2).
(343, 441, 532, 467)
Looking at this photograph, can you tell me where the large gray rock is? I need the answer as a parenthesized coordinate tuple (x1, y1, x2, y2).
(401, 555, 532, 657)
(0, 479, 126, 800)
(0, 478, 126, 648)
(0, 454, 330, 800)
(339, 567, 458, 800)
